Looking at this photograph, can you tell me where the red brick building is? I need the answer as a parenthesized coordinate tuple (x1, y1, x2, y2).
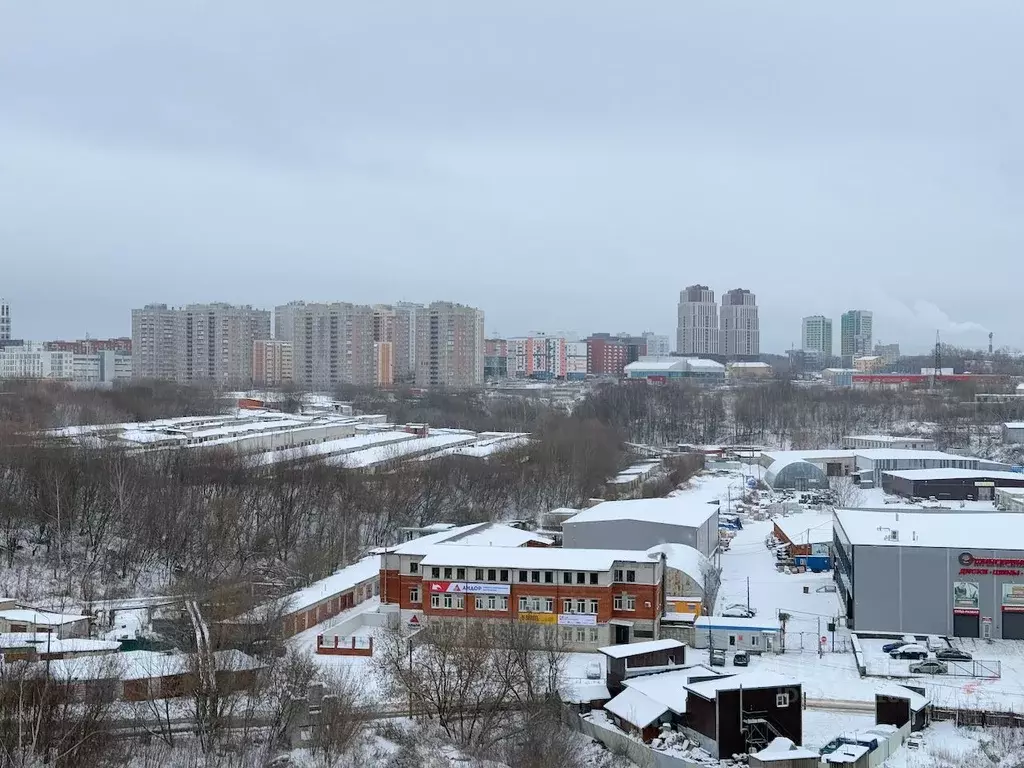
(585, 334, 647, 376)
(381, 539, 665, 650)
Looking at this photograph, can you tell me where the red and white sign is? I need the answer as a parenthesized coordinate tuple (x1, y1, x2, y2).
(428, 582, 510, 595)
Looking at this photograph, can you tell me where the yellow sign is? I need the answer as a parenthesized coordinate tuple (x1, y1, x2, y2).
(518, 612, 557, 625)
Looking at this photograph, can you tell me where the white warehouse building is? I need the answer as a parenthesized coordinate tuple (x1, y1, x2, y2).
(561, 498, 719, 558)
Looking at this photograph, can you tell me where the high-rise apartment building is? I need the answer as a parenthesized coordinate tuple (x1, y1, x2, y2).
(506, 336, 567, 379)
(253, 339, 294, 388)
(584, 334, 630, 376)
(274, 301, 305, 342)
(801, 315, 833, 360)
(181, 304, 270, 384)
(132, 303, 270, 384)
(677, 285, 719, 355)
(565, 341, 588, 380)
(873, 342, 901, 365)
(642, 332, 671, 358)
(0, 299, 10, 341)
(484, 338, 508, 379)
(132, 304, 182, 381)
(372, 304, 415, 383)
(719, 289, 759, 357)
(414, 302, 485, 388)
(840, 310, 874, 360)
(291, 303, 377, 389)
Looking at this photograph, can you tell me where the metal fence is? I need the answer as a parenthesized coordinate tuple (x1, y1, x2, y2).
(931, 706, 1024, 728)
(783, 632, 852, 654)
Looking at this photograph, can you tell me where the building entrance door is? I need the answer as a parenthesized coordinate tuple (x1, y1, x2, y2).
(614, 624, 630, 644)
(953, 613, 979, 638)
(1001, 611, 1024, 640)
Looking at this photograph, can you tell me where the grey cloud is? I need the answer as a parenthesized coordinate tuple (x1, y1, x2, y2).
(2, 1, 1023, 353)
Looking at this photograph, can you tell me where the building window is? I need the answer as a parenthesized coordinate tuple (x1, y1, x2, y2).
(545, 597, 554, 613)
(589, 628, 599, 643)
(590, 572, 599, 585)
(531, 571, 541, 583)
(518, 570, 528, 583)
(563, 571, 572, 584)
(563, 598, 572, 613)
(518, 596, 554, 613)
(475, 569, 484, 581)
(626, 570, 636, 583)
(589, 599, 599, 614)
(575, 598, 586, 614)
(431, 567, 440, 579)
(443, 568, 453, 579)
(614, 595, 636, 611)
(456, 568, 466, 580)
(576, 628, 587, 643)
(488, 569, 497, 581)
(410, 587, 421, 604)
(409, 562, 419, 574)
(751, 635, 759, 646)
(776, 692, 790, 708)
(431, 594, 441, 608)
(576, 572, 586, 585)
(476, 595, 508, 611)
(500, 570, 509, 582)
(441, 594, 463, 610)
(544, 571, 554, 584)
(613, 569, 623, 582)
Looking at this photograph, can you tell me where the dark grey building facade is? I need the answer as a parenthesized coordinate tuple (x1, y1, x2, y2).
(834, 510, 1024, 640)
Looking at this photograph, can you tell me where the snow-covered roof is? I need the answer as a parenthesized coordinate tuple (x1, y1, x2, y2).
(625, 359, 686, 372)
(598, 638, 684, 659)
(854, 448, 978, 462)
(391, 523, 554, 555)
(258, 431, 414, 465)
(834, 508, 1024, 549)
(418, 545, 655, 571)
(845, 435, 928, 443)
(1005, 422, 1024, 430)
(604, 687, 669, 728)
(645, 544, 710, 585)
(563, 497, 717, 528)
(883, 467, 1024, 482)
(728, 362, 771, 368)
(751, 737, 819, 761)
(685, 358, 726, 370)
(763, 449, 857, 464)
(239, 555, 380, 622)
(45, 649, 263, 682)
(332, 433, 479, 468)
(621, 665, 721, 714)
(877, 683, 930, 711)
(773, 513, 834, 546)
(560, 682, 611, 704)
(0, 609, 89, 626)
(0, 634, 120, 654)
(695, 616, 781, 631)
(825, 743, 869, 763)
(684, 671, 795, 699)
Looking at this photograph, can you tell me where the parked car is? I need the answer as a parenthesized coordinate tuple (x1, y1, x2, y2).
(733, 650, 749, 667)
(881, 635, 919, 653)
(935, 648, 972, 662)
(710, 648, 726, 667)
(722, 604, 756, 618)
(910, 660, 948, 675)
(890, 644, 929, 660)
(585, 661, 602, 680)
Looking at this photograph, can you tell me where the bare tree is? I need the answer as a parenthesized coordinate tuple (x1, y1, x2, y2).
(830, 477, 865, 508)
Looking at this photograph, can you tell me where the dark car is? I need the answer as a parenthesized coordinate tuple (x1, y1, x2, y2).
(935, 648, 972, 662)
(710, 648, 726, 667)
(889, 644, 929, 660)
(882, 639, 914, 653)
(733, 650, 750, 667)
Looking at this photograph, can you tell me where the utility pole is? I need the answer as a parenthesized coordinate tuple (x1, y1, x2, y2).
(746, 577, 751, 610)
(817, 616, 822, 659)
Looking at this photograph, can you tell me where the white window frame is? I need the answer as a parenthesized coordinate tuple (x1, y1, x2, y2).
(430, 594, 441, 608)
(410, 587, 421, 604)
(588, 599, 599, 614)
(776, 692, 790, 708)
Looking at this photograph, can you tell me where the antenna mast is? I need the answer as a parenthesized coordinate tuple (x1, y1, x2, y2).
(932, 331, 941, 388)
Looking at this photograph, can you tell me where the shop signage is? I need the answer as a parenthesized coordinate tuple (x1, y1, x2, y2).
(428, 582, 510, 595)
(558, 614, 598, 627)
(957, 552, 1024, 577)
(1002, 584, 1024, 613)
(518, 612, 557, 625)
(953, 581, 980, 615)
(974, 481, 996, 487)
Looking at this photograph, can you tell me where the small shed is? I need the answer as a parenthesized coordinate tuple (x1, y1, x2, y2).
(875, 683, 929, 732)
(598, 638, 686, 694)
(749, 737, 820, 768)
(693, 616, 780, 653)
(822, 743, 869, 766)
(604, 687, 671, 742)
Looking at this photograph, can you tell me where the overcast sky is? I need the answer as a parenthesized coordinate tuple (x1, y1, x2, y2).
(3, 2, 1022, 354)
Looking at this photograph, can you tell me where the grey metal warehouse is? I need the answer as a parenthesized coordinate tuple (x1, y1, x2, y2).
(561, 498, 719, 557)
(881, 468, 1024, 501)
(833, 508, 1024, 640)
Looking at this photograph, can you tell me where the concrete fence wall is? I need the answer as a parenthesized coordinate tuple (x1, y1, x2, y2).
(563, 709, 705, 768)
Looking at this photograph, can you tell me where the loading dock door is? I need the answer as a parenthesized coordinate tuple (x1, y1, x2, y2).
(1002, 611, 1024, 640)
(953, 613, 979, 638)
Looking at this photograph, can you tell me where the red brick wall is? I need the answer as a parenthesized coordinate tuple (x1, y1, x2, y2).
(380, 569, 425, 610)
(421, 582, 661, 622)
